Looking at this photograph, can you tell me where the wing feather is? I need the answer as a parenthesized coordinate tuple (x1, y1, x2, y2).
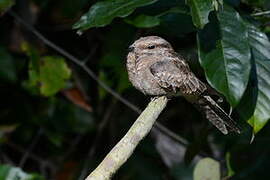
(149, 59, 206, 95)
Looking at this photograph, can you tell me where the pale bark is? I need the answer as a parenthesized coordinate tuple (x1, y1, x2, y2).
(86, 96, 168, 180)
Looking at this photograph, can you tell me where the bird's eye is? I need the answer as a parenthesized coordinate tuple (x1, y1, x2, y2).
(148, 45, 156, 49)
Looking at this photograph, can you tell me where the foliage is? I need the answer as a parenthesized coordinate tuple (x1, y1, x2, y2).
(124, 14, 161, 28)
(193, 158, 220, 180)
(0, 0, 14, 14)
(0, 0, 270, 179)
(0, 164, 44, 180)
(244, 24, 270, 133)
(185, 0, 214, 29)
(198, 5, 251, 107)
(73, 0, 158, 30)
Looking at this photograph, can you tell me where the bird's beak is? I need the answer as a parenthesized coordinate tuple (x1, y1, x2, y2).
(128, 45, 134, 52)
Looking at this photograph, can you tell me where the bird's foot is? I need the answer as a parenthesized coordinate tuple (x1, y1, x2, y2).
(151, 96, 170, 101)
(151, 96, 160, 101)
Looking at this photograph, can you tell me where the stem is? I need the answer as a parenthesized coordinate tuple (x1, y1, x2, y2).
(252, 10, 270, 17)
(86, 96, 168, 180)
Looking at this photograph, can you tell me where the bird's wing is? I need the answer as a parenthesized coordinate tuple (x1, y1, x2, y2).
(150, 59, 240, 134)
(149, 59, 205, 95)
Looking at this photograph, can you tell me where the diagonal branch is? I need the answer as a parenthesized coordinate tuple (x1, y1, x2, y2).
(251, 10, 270, 17)
(86, 96, 168, 180)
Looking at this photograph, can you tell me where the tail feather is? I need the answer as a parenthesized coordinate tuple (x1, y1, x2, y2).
(203, 105, 228, 134)
(197, 95, 240, 134)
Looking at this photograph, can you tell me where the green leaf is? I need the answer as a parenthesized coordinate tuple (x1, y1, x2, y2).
(0, 0, 14, 14)
(0, 164, 44, 180)
(23, 48, 71, 97)
(193, 158, 220, 180)
(125, 14, 160, 28)
(0, 48, 17, 82)
(40, 56, 71, 96)
(186, 0, 214, 28)
(73, 0, 158, 31)
(245, 24, 270, 134)
(198, 5, 251, 107)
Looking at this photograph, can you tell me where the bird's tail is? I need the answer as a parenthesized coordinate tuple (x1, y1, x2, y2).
(196, 95, 240, 135)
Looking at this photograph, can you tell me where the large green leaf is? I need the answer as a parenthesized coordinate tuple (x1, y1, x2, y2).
(73, 0, 158, 31)
(185, 0, 214, 28)
(0, 164, 43, 180)
(193, 158, 220, 180)
(124, 14, 160, 28)
(245, 24, 270, 133)
(198, 5, 251, 107)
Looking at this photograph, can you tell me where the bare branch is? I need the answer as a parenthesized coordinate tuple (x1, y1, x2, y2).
(19, 128, 43, 167)
(252, 10, 270, 17)
(6, 141, 54, 170)
(79, 100, 117, 180)
(86, 96, 168, 180)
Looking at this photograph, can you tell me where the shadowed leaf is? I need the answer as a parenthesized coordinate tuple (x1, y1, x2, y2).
(73, 0, 158, 31)
(198, 5, 251, 107)
(186, 0, 214, 28)
(125, 14, 160, 28)
(245, 24, 270, 134)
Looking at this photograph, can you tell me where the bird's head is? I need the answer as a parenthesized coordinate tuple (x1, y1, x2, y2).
(128, 36, 174, 56)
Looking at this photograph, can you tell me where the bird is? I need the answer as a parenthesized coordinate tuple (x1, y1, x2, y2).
(126, 36, 240, 135)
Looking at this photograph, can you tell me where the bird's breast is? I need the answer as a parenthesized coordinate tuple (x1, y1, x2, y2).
(134, 60, 166, 95)
(127, 53, 167, 96)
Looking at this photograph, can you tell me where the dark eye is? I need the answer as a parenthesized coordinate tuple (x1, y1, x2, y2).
(148, 45, 156, 49)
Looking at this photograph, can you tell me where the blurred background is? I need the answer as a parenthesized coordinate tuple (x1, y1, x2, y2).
(0, 0, 270, 179)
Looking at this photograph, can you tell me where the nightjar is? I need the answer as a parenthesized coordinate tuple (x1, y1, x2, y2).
(126, 36, 240, 134)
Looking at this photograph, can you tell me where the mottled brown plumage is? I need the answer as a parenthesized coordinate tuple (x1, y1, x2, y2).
(126, 36, 240, 134)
